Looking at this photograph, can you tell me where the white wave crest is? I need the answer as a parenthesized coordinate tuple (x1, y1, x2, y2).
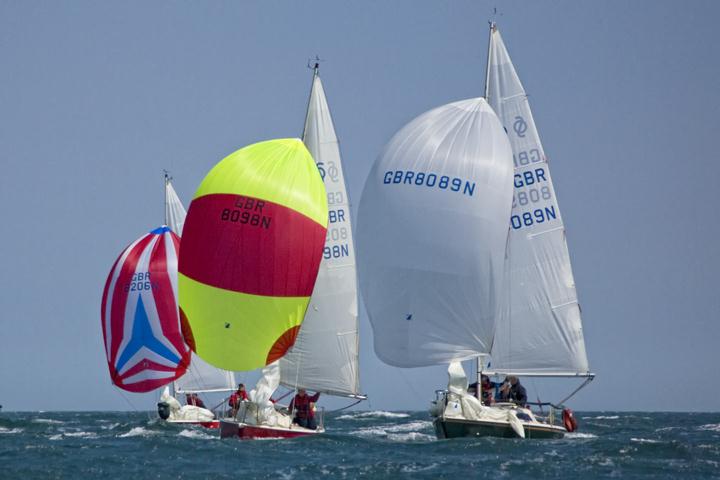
(178, 429, 216, 440)
(337, 411, 410, 420)
(350, 420, 433, 442)
(48, 431, 97, 440)
(631, 437, 660, 444)
(101, 423, 120, 430)
(698, 424, 720, 432)
(119, 427, 160, 438)
(32, 418, 64, 424)
(64, 431, 97, 439)
(566, 432, 597, 439)
(400, 463, 439, 473)
(581, 415, 619, 420)
(387, 432, 435, 442)
(0, 427, 23, 434)
(385, 421, 432, 433)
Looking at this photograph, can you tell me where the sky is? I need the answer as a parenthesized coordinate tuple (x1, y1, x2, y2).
(1, 0, 719, 413)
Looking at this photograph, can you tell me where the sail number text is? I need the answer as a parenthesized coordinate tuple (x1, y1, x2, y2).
(221, 197, 272, 229)
(123, 272, 159, 292)
(383, 170, 476, 197)
(324, 207, 351, 259)
(511, 167, 559, 230)
(513, 148, 543, 168)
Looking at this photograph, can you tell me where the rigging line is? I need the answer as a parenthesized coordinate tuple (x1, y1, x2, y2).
(274, 389, 294, 403)
(530, 377, 544, 416)
(326, 398, 363, 413)
(114, 387, 140, 413)
(209, 396, 230, 416)
(557, 375, 595, 406)
(396, 369, 423, 400)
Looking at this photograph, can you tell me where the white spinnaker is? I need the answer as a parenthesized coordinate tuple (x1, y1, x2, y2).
(278, 71, 361, 397)
(357, 98, 514, 368)
(485, 26, 589, 376)
(165, 178, 237, 393)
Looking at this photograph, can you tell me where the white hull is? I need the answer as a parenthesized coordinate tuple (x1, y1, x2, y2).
(431, 393, 566, 439)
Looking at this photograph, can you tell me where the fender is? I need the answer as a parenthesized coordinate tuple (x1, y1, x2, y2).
(562, 408, 578, 433)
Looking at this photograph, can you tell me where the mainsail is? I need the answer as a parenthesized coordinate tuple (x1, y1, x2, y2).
(101, 227, 191, 392)
(278, 67, 362, 397)
(356, 98, 514, 368)
(178, 139, 328, 372)
(164, 177, 236, 393)
(485, 25, 590, 376)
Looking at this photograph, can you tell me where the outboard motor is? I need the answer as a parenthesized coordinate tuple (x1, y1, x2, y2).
(157, 401, 171, 420)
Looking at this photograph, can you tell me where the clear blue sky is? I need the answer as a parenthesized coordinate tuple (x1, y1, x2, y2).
(1, 0, 718, 412)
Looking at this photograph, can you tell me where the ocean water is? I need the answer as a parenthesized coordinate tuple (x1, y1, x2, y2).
(1, 411, 718, 479)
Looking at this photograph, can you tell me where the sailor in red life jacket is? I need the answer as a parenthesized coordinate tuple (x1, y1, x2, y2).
(228, 384, 248, 417)
(289, 389, 320, 430)
(185, 393, 206, 409)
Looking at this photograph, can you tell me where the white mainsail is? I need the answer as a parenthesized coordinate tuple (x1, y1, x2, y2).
(164, 176, 237, 393)
(278, 67, 362, 397)
(485, 25, 590, 376)
(356, 98, 514, 368)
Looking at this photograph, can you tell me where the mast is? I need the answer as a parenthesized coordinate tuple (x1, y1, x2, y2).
(163, 170, 170, 226)
(476, 20, 496, 399)
(164, 170, 177, 399)
(483, 22, 495, 100)
(301, 59, 320, 140)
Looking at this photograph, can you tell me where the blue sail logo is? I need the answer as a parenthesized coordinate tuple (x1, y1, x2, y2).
(513, 116, 528, 138)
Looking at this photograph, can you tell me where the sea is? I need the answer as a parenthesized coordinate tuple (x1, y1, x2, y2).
(1, 411, 718, 479)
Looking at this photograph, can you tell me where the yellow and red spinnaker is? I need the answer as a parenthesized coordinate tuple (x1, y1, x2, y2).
(178, 138, 328, 371)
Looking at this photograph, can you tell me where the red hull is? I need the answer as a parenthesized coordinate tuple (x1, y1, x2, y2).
(166, 420, 220, 429)
(220, 420, 320, 439)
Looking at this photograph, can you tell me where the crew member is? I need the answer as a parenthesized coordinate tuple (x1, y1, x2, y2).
(228, 383, 248, 416)
(289, 389, 320, 430)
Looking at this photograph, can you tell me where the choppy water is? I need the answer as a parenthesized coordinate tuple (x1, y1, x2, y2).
(1, 411, 719, 479)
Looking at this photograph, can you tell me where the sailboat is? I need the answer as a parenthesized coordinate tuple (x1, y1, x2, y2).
(455, 23, 595, 438)
(156, 175, 236, 429)
(356, 24, 592, 440)
(278, 64, 366, 408)
(177, 138, 329, 439)
(219, 65, 365, 439)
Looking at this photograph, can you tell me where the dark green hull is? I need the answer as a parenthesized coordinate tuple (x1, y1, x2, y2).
(433, 416, 565, 439)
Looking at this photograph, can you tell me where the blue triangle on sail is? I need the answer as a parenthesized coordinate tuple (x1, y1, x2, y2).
(116, 295, 180, 371)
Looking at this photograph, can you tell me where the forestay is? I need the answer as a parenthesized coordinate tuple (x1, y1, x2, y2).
(164, 178, 236, 393)
(485, 25, 589, 376)
(357, 98, 514, 368)
(279, 70, 361, 397)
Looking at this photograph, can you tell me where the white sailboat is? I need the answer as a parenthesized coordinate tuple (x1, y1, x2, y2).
(449, 22, 594, 438)
(156, 174, 236, 429)
(222, 64, 366, 439)
(356, 24, 592, 440)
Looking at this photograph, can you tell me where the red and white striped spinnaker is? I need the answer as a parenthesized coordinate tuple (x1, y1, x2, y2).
(101, 227, 191, 393)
